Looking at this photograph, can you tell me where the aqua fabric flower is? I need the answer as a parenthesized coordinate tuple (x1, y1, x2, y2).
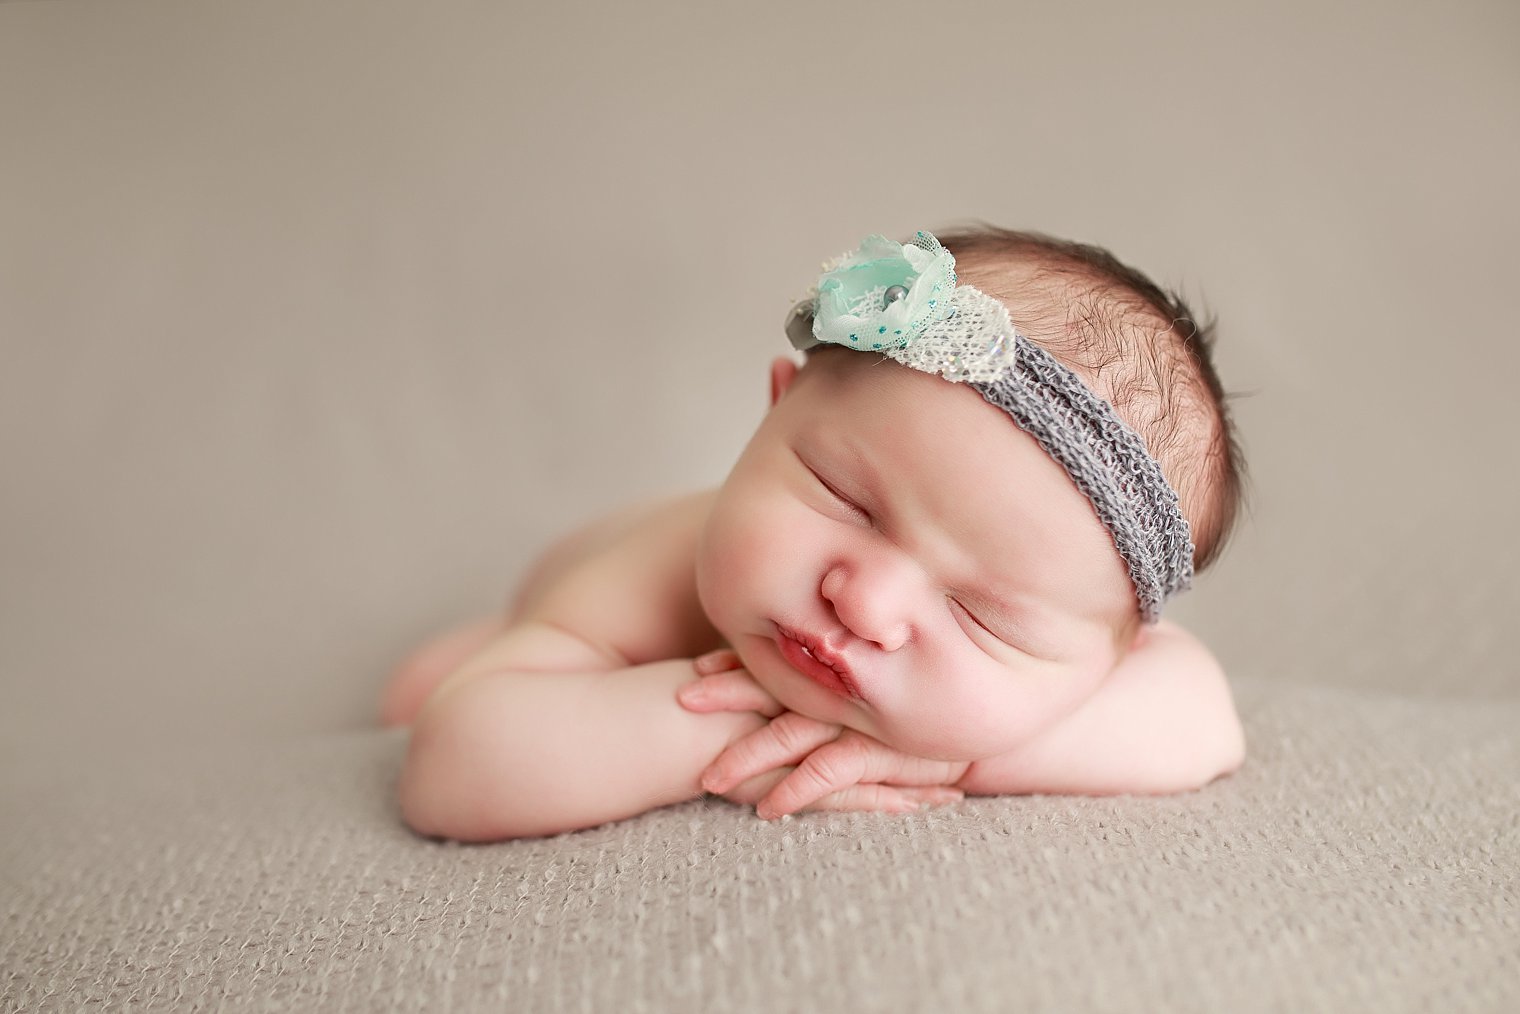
(812, 231, 957, 351)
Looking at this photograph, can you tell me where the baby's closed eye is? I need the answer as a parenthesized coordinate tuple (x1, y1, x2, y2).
(802, 460, 871, 524)
(947, 595, 1007, 648)
(947, 595, 1056, 662)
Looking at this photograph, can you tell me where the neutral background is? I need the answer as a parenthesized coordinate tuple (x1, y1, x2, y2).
(3, 0, 1517, 781)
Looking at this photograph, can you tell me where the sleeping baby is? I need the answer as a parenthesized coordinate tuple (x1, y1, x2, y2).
(383, 225, 1248, 841)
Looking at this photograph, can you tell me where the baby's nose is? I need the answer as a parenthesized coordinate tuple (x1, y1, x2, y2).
(820, 562, 914, 652)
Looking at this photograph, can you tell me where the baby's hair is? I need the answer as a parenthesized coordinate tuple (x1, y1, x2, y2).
(927, 224, 1248, 575)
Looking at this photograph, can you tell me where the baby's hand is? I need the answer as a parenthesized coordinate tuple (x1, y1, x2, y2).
(678, 651, 967, 820)
(680, 649, 787, 718)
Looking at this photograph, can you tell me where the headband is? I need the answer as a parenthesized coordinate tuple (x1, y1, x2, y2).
(783, 231, 1194, 623)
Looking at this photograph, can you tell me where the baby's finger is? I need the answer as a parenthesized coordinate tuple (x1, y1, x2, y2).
(753, 735, 966, 818)
(700, 712, 840, 794)
(677, 670, 784, 717)
(892, 785, 965, 809)
(753, 735, 874, 818)
(711, 767, 791, 807)
(693, 649, 742, 676)
(779, 783, 962, 818)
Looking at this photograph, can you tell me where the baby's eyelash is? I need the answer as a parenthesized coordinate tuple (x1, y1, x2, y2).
(949, 596, 1005, 644)
(950, 597, 987, 630)
(947, 598, 1053, 660)
(807, 466, 870, 521)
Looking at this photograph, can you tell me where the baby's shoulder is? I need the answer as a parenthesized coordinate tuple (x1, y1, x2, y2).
(510, 488, 723, 665)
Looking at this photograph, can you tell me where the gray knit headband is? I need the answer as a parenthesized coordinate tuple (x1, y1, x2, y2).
(784, 230, 1194, 623)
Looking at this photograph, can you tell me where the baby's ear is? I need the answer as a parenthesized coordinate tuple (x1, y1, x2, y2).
(769, 357, 800, 407)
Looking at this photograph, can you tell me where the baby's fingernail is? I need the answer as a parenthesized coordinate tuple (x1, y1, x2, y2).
(700, 768, 725, 793)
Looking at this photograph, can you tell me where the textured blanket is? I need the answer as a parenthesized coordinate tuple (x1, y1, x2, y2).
(4, 678, 1515, 1012)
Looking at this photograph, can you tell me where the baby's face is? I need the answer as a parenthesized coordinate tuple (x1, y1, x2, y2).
(696, 350, 1140, 761)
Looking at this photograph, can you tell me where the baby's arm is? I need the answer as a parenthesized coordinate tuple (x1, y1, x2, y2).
(684, 621, 1243, 815)
(399, 622, 768, 841)
(399, 490, 774, 841)
(955, 620, 1245, 797)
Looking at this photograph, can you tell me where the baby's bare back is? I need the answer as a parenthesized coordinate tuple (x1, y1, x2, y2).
(381, 489, 724, 728)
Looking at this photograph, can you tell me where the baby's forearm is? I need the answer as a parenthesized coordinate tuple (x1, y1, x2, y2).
(399, 660, 766, 841)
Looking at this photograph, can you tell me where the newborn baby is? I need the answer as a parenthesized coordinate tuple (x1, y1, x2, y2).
(385, 226, 1248, 842)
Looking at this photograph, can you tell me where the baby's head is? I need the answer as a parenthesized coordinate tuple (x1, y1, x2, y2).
(696, 227, 1245, 761)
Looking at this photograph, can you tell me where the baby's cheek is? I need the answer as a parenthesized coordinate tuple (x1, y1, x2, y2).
(697, 503, 781, 631)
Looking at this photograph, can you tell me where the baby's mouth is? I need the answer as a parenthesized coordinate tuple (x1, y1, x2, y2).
(775, 625, 863, 701)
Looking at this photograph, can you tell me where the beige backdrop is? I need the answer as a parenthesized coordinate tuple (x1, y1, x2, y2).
(3, 0, 1517, 771)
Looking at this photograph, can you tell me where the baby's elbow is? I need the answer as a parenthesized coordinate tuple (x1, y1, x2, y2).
(398, 675, 614, 842)
(397, 696, 535, 843)
(397, 712, 479, 841)
(1135, 735, 1245, 797)
(1177, 649, 1247, 792)
(1207, 708, 1247, 784)
(398, 775, 442, 839)
(1171, 697, 1246, 794)
(1143, 690, 1247, 796)
(1199, 665, 1247, 787)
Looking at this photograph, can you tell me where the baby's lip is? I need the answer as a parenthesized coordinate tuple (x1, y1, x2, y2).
(774, 623, 864, 700)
